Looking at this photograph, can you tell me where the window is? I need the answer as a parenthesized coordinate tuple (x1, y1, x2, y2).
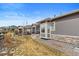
(41, 26, 45, 33)
(51, 22, 55, 31)
(40, 23, 46, 33)
(32, 27, 36, 34)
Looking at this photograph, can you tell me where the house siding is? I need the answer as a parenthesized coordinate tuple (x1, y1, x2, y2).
(54, 14, 79, 36)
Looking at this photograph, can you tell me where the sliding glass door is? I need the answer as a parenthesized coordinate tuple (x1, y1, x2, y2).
(47, 23, 51, 38)
(40, 23, 46, 38)
(40, 22, 55, 39)
(40, 23, 51, 39)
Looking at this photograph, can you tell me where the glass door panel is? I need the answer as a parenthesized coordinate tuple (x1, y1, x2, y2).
(47, 23, 51, 38)
(40, 23, 46, 38)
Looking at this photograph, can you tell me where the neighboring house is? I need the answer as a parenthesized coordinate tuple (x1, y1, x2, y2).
(24, 25, 31, 35)
(36, 10, 79, 44)
(17, 26, 24, 35)
(9, 25, 17, 32)
(0, 26, 10, 33)
(31, 24, 36, 34)
(31, 23, 40, 34)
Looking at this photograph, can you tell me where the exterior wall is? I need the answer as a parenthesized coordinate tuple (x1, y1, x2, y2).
(24, 28, 31, 35)
(31, 26, 36, 34)
(54, 14, 79, 36)
(31, 25, 40, 34)
(36, 25, 40, 34)
(51, 13, 79, 44)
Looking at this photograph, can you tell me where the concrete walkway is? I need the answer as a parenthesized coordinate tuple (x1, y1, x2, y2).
(31, 35, 79, 56)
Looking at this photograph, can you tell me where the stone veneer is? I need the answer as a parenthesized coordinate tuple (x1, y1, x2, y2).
(51, 34, 79, 45)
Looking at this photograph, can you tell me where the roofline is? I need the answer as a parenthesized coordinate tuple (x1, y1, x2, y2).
(37, 18, 52, 23)
(51, 9, 79, 21)
(37, 9, 79, 23)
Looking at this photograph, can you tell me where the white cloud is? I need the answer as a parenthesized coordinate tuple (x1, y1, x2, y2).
(0, 12, 28, 27)
(0, 11, 49, 27)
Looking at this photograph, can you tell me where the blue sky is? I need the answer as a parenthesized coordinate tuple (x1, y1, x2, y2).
(0, 3, 79, 27)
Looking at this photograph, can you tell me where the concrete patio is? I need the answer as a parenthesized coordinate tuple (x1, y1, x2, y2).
(31, 34, 79, 56)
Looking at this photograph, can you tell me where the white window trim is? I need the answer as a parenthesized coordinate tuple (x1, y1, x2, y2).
(51, 21, 56, 31)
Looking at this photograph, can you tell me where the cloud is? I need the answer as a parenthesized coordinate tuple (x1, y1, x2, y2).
(0, 11, 28, 27)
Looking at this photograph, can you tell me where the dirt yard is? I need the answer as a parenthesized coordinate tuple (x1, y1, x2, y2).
(11, 35, 65, 56)
(2, 31, 64, 56)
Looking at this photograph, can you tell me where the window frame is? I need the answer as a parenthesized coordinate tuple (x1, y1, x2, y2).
(51, 21, 56, 31)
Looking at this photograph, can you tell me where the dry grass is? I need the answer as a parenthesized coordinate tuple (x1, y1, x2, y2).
(3, 31, 64, 56)
(4, 32, 14, 48)
(13, 35, 65, 56)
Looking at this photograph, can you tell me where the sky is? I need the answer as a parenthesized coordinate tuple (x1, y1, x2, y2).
(0, 3, 79, 27)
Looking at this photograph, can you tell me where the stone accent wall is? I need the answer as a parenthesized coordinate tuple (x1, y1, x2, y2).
(51, 34, 79, 45)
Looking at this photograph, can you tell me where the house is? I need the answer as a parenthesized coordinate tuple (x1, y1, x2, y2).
(9, 25, 17, 32)
(31, 23, 40, 34)
(17, 26, 24, 35)
(24, 25, 31, 35)
(37, 10, 79, 44)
